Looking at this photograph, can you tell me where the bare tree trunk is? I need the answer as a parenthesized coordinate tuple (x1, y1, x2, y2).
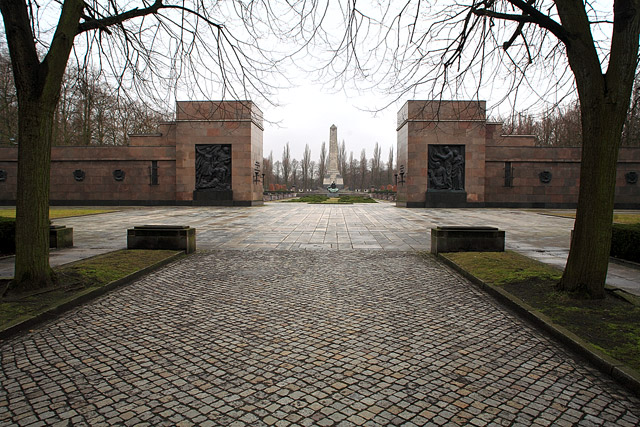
(560, 101, 626, 298)
(2, 0, 84, 290)
(14, 98, 54, 288)
(553, 0, 639, 298)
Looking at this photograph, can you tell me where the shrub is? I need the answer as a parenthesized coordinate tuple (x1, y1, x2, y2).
(610, 223, 640, 263)
(0, 217, 16, 254)
(338, 196, 376, 204)
(285, 195, 329, 203)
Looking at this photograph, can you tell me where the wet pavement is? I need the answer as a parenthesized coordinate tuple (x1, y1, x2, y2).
(1, 202, 637, 296)
(1, 202, 640, 426)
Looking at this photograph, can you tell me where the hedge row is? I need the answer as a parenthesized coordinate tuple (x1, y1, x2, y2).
(611, 223, 640, 263)
(0, 217, 15, 254)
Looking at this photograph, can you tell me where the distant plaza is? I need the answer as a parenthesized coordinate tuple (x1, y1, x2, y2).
(0, 99, 638, 208)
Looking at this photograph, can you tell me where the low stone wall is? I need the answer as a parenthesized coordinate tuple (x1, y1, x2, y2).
(0, 101, 264, 207)
(50, 226, 73, 248)
(396, 100, 640, 209)
(127, 225, 196, 253)
(431, 226, 505, 255)
(484, 146, 640, 208)
(0, 147, 177, 204)
(371, 192, 397, 202)
(263, 192, 297, 201)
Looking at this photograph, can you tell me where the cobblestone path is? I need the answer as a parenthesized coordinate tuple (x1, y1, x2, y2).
(1, 251, 639, 426)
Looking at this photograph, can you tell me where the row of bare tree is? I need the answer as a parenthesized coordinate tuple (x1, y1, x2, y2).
(6, 50, 639, 153)
(262, 142, 394, 192)
(502, 76, 640, 147)
(0, 51, 170, 147)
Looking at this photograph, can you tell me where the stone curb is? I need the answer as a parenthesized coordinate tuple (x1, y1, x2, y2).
(0, 251, 185, 342)
(436, 253, 640, 397)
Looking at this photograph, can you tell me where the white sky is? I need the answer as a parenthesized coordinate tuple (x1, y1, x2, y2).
(260, 84, 401, 162)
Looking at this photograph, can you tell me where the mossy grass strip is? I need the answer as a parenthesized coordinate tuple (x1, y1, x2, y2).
(0, 249, 182, 338)
(284, 195, 329, 203)
(540, 211, 640, 224)
(0, 208, 118, 219)
(439, 250, 640, 383)
(336, 195, 376, 204)
(443, 251, 562, 286)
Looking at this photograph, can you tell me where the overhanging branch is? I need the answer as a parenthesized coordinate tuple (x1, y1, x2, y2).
(507, 0, 569, 43)
(472, 1, 570, 45)
(472, 9, 535, 24)
(77, 0, 164, 34)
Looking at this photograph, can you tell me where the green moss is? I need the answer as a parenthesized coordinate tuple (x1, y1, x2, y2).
(337, 195, 376, 204)
(0, 208, 118, 219)
(1, 249, 180, 331)
(442, 250, 640, 372)
(443, 251, 562, 286)
(284, 195, 329, 203)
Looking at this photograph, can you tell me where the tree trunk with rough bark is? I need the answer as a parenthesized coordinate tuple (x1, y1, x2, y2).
(555, 0, 640, 298)
(13, 99, 55, 288)
(1, 0, 84, 291)
(560, 102, 626, 298)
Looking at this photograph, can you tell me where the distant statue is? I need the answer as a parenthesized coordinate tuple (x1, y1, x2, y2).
(328, 181, 339, 193)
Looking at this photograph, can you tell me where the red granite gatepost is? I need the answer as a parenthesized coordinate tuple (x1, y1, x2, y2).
(396, 101, 488, 208)
(173, 101, 264, 206)
(396, 100, 640, 208)
(0, 100, 264, 206)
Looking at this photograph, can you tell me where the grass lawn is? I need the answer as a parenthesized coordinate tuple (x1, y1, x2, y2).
(441, 251, 640, 372)
(0, 249, 180, 332)
(0, 208, 118, 219)
(542, 211, 640, 224)
(285, 195, 376, 204)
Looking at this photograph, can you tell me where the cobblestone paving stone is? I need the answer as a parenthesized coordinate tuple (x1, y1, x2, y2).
(1, 250, 639, 426)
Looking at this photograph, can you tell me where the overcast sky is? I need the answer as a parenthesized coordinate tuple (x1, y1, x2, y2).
(261, 84, 402, 163)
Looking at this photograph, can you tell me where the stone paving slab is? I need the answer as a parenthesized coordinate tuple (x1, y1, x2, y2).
(3, 202, 636, 295)
(1, 250, 639, 426)
(1, 202, 639, 294)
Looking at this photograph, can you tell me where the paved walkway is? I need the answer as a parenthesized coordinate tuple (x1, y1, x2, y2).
(2, 250, 639, 426)
(2, 202, 638, 295)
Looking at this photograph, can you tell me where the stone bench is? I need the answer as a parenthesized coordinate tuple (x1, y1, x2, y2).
(127, 225, 196, 254)
(431, 226, 505, 255)
(50, 225, 73, 248)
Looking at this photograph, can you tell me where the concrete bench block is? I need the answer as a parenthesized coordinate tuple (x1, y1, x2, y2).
(431, 226, 505, 254)
(127, 225, 196, 254)
(50, 225, 73, 248)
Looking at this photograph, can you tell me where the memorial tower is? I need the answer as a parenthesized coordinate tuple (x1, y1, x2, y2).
(323, 124, 344, 188)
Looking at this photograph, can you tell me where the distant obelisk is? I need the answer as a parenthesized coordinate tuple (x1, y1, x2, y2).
(323, 124, 344, 188)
